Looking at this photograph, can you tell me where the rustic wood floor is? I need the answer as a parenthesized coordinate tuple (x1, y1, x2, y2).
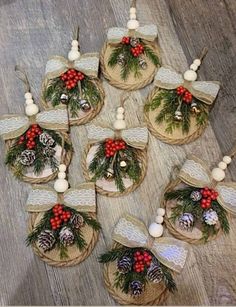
(0, 0, 235, 305)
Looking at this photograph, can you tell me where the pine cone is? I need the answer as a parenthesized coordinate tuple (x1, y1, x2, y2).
(147, 264, 163, 283)
(190, 190, 202, 202)
(20, 149, 36, 166)
(38, 229, 56, 251)
(203, 209, 218, 225)
(178, 213, 194, 230)
(43, 146, 56, 158)
(59, 226, 74, 246)
(70, 213, 84, 229)
(117, 256, 132, 273)
(130, 280, 143, 297)
(130, 37, 140, 47)
(39, 132, 55, 146)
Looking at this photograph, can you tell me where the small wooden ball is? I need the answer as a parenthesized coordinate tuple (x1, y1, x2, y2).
(223, 156, 232, 164)
(130, 7, 136, 14)
(211, 168, 225, 182)
(113, 119, 126, 130)
(190, 63, 198, 71)
(25, 98, 34, 105)
(148, 223, 163, 238)
(68, 50, 80, 61)
(25, 104, 39, 116)
(116, 113, 124, 120)
(183, 70, 197, 81)
(59, 164, 67, 172)
(71, 40, 79, 47)
(127, 19, 139, 30)
(130, 13, 136, 20)
(218, 161, 227, 170)
(117, 107, 125, 114)
(54, 179, 69, 193)
(24, 92, 32, 99)
(155, 216, 164, 224)
(58, 172, 66, 179)
(156, 208, 165, 217)
(193, 59, 201, 66)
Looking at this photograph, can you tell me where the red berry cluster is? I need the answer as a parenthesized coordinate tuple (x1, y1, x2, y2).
(176, 86, 193, 104)
(133, 250, 152, 273)
(105, 139, 126, 158)
(121, 36, 144, 57)
(60, 69, 85, 90)
(200, 187, 219, 209)
(50, 204, 72, 230)
(18, 124, 42, 149)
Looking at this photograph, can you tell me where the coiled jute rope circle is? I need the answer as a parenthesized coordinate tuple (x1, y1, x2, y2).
(82, 144, 148, 197)
(144, 87, 208, 145)
(28, 212, 99, 267)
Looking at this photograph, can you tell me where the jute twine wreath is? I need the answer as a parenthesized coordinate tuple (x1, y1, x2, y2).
(41, 78, 105, 126)
(5, 132, 72, 184)
(28, 212, 99, 267)
(82, 144, 147, 197)
(103, 243, 169, 305)
(162, 178, 222, 244)
(144, 88, 208, 145)
(100, 41, 161, 90)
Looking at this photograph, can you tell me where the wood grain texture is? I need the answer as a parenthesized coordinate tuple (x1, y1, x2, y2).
(0, 0, 235, 305)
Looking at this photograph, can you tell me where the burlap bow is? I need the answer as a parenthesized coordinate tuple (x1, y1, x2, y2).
(113, 214, 189, 273)
(86, 124, 148, 150)
(26, 182, 96, 213)
(179, 155, 236, 215)
(45, 53, 99, 80)
(0, 106, 68, 141)
(107, 24, 158, 44)
(154, 66, 220, 105)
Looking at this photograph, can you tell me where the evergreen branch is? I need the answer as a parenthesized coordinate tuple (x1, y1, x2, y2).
(113, 153, 125, 192)
(58, 243, 69, 259)
(99, 247, 130, 263)
(108, 45, 125, 67)
(73, 229, 87, 250)
(5, 142, 25, 166)
(196, 103, 208, 127)
(181, 103, 191, 134)
(211, 201, 230, 234)
(143, 43, 159, 66)
(80, 212, 101, 231)
(82, 78, 101, 106)
(165, 187, 193, 201)
(159, 263, 177, 293)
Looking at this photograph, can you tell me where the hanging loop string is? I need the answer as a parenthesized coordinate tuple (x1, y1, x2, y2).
(73, 25, 80, 43)
(199, 47, 208, 62)
(120, 91, 131, 107)
(228, 144, 236, 159)
(130, 0, 137, 9)
(15, 65, 31, 93)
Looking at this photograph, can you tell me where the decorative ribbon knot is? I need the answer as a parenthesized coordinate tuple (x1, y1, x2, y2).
(26, 182, 96, 213)
(107, 24, 158, 44)
(154, 66, 220, 105)
(113, 214, 189, 273)
(179, 155, 236, 215)
(0, 106, 69, 141)
(45, 53, 99, 80)
(86, 124, 148, 150)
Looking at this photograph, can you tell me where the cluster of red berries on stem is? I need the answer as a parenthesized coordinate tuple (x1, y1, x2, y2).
(105, 139, 126, 158)
(60, 69, 85, 90)
(176, 86, 193, 104)
(200, 187, 219, 209)
(121, 36, 144, 57)
(18, 124, 42, 149)
(133, 250, 152, 273)
(50, 204, 72, 230)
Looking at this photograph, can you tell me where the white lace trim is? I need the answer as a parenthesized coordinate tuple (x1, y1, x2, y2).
(64, 189, 95, 207)
(217, 185, 236, 207)
(107, 24, 157, 41)
(86, 124, 114, 141)
(181, 159, 211, 183)
(74, 56, 99, 75)
(36, 109, 68, 125)
(46, 58, 65, 74)
(0, 116, 28, 135)
(155, 67, 183, 85)
(27, 189, 57, 206)
(122, 127, 148, 144)
(192, 81, 219, 98)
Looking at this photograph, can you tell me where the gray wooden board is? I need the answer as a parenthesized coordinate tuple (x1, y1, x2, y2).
(0, 0, 235, 305)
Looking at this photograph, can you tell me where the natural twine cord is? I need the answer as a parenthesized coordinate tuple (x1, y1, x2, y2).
(15, 65, 31, 93)
(28, 212, 99, 267)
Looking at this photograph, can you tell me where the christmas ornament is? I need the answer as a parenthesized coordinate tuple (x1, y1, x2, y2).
(42, 26, 104, 126)
(100, 0, 160, 90)
(0, 66, 72, 183)
(145, 47, 220, 144)
(99, 214, 189, 305)
(83, 94, 148, 197)
(163, 151, 236, 243)
(26, 175, 101, 266)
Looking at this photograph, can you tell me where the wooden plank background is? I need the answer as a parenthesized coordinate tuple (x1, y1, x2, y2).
(0, 0, 235, 305)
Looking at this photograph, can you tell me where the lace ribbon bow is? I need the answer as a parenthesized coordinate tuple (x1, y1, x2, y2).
(26, 182, 96, 213)
(0, 106, 68, 141)
(45, 53, 99, 80)
(154, 66, 220, 105)
(107, 24, 158, 44)
(113, 214, 189, 273)
(179, 155, 236, 215)
(86, 124, 148, 150)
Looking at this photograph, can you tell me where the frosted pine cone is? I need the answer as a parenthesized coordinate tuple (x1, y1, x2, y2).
(70, 213, 84, 229)
(38, 229, 56, 251)
(203, 209, 218, 225)
(20, 149, 36, 166)
(130, 280, 143, 297)
(39, 132, 55, 146)
(59, 227, 74, 246)
(190, 190, 202, 202)
(43, 146, 56, 158)
(178, 213, 194, 230)
(147, 264, 163, 283)
(117, 256, 132, 273)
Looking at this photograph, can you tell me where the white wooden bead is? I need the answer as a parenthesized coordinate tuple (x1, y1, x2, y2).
(71, 45, 79, 51)
(58, 172, 66, 179)
(120, 161, 127, 167)
(68, 50, 80, 61)
(218, 161, 227, 170)
(116, 113, 124, 120)
(24, 92, 32, 99)
(71, 40, 79, 47)
(130, 7, 136, 14)
(148, 223, 163, 238)
(25, 98, 34, 105)
(113, 120, 126, 130)
(193, 59, 201, 66)
(59, 164, 67, 172)
(127, 19, 139, 30)
(223, 156, 232, 164)
(25, 104, 39, 116)
(156, 208, 165, 216)
(155, 216, 164, 224)
(190, 63, 198, 71)
(211, 168, 225, 182)
(117, 107, 125, 114)
(54, 179, 69, 193)
(130, 13, 136, 20)
(183, 70, 197, 81)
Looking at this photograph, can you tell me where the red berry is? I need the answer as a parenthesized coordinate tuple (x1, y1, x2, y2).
(135, 251, 141, 256)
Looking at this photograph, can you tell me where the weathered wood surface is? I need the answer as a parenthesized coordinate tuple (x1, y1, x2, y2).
(0, 0, 235, 305)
